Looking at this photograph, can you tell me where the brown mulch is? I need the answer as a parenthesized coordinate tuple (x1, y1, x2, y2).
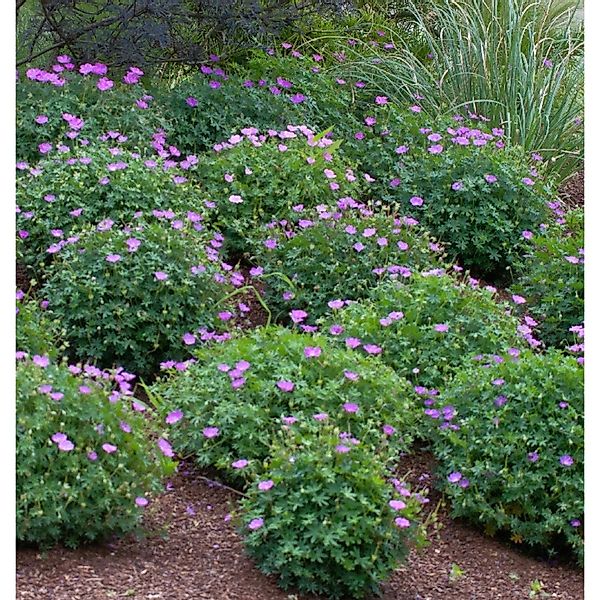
(559, 170, 584, 211)
(16, 453, 583, 600)
(16, 262, 33, 293)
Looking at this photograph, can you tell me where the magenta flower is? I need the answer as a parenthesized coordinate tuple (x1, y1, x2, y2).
(560, 454, 574, 467)
(428, 144, 444, 154)
(363, 344, 382, 355)
(166, 410, 183, 425)
(258, 480, 274, 491)
(32, 355, 50, 368)
(102, 443, 118, 454)
(395, 517, 411, 528)
(492, 378, 505, 386)
(282, 416, 297, 426)
(232, 459, 248, 469)
(51, 432, 67, 444)
(97, 77, 114, 91)
(186, 97, 198, 107)
(290, 93, 305, 104)
(434, 323, 449, 333)
(522, 177, 535, 186)
(389, 500, 406, 510)
(157, 438, 174, 457)
(484, 174, 498, 184)
(375, 96, 388, 105)
(203, 426, 220, 439)
(447, 471, 462, 483)
(87, 451, 98, 461)
(154, 271, 168, 281)
(344, 370, 359, 381)
(345, 337, 362, 349)
(229, 194, 243, 204)
(290, 309, 308, 323)
(313, 413, 328, 421)
(182, 332, 196, 346)
(343, 402, 359, 414)
(276, 380, 295, 392)
(135, 497, 149, 507)
(383, 424, 396, 436)
(410, 196, 424, 207)
(58, 439, 74, 452)
(248, 518, 264, 530)
(106, 254, 121, 263)
(304, 346, 322, 358)
(451, 181, 463, 191)
(335, 444, 351, 454)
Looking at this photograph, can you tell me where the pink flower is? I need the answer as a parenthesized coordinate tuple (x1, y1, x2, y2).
(258, 480, 274, 491)
(304, 346, 322, 358)
(203, 427, 220, 439)
(383, 424, 396, 436)
(58, 439, 74, 452)
(102, 443, 118, 454)
(328, 299, 344, 310)
(344, 370, 359, 381)
(343, 402, 359, 413)
(277, 380, 295, 392)
(345, 337, 361, 349)
(290, 309, 308, 323)
(363, 344, 382, 355)
(389, 500, 406, 510)
(182, 332, 196, 345)
(375, 96, 388, 105)
(157, 438, 174, 457)
(313, 412, 328, 421)
(154, 271, 168, 281)
(428, 144, 444, 154)
(335, 444, 351, 454)
(434, 323, 449, 333)
(106, 254, 121, 263)
(135, 497, 149, 507)
(512, 294, 526, 305)
(166, 410, 183, 425)
(248, 518, 264, 530)
(395, 517, 411, 528)
(33, 355, 50, 368)
(229, 194, 243, 204)
(522, 230, 533, 240)
(410, 196, 424, 207)
(232, 459, 248, 469)
(97, 77, 114, 91)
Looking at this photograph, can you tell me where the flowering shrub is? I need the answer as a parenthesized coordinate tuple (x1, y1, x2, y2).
(322, 272, 523, 389)
(42, 217, 233, 377)
(16, 145, 201, 273)
(427, 349, 583, 564)
(16, 357, 174, 548)
(240, 424, 424, 599)
(511, 208, 584, 348)
(16, 293, 66, 359)
(193, 126, 361, 253)
(253, 202, 445, 321)
(334, 102, 553, 275)
(150, 326, 416, 481)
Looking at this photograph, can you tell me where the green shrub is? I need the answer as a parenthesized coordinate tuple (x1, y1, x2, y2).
(16, 292, 66, 359)
(42, 217, 233, 377)
(193, 126, 361, 253)
(150, 326, 416, 482)
(16, 357, 175, 548)
(322, 272, 524, 389)
(240, 423, 424, 599)
(253, 202, 445, 321)
(332, 101, 552, 275)
(428, 349, 583, 564)
(16, 75, 164, 163)
(16, 145, 202, 274)
(511, 208, 583, 348)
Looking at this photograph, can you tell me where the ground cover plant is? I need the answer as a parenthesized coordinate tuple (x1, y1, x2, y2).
(16, 355, 175, 549)
(321, 271, 524, 390)
(149, 326, 418, 483)
(426, 349, 583, 565)
(14, 0, 584, 592)
(252, 201, 445, 321)
(41, 216, 234, 377)
(240, 423, 425, 599)
(511, 208, 583, 348)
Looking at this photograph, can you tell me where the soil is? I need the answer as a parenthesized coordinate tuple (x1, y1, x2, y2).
(16, 452, 583, 600)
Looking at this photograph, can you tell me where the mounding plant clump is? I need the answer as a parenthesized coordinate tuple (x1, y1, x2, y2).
(16, 355, 175, 549)
(426, 349, 583, 565)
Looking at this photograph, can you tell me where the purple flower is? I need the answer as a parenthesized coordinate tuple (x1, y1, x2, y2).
(232, 459, 248, 469)
(344, 370, 359, 381)
(87, 451, 98, 461)
(258, 480, 274, 491)
(345, 337, 362, 349)
(484, 174, 498, 184)
(528, 451, 539, 462)
(522, 177, 535, 186)
(451, 181, 463, 191)
(447, 471, 462, 483)
(106, 254, 121, 263)
(560, 454, 574, 467)
(343, 402, 359, 413)
(395, 517, 411, 528)
(313, 412, 328, 421)
(102, 443, 118, 454)
(410, 196, 424, 207)
(290, 309, 308, 323)
(97, 77, 114, 91)
(276, 380, 295, 392)
(492, 378, 505, 386)
(290, 93, 305, 104)
(51, 432, 67, 444)
(383, 424, 396, 436)
(512, 294, 526, 305)
(154, 271, 168, 281)
(32, 355, 50, 368)
(166, 410, 183, 425)
(304, 346, 322, 358)
(248, 518, 264, 530)
(186, 97, 198, 107)
(58, 439, 74, 452)
(335, 444, 351, 454)
(203, 427, 220, 439)
(389, 500, 406, 510)
(157, 438, 174, 457)
(428, 144, 444, 154)
(570, 519, 581, 527)
(182, 332, 196, 346)
(363, 344, 382, 355)
(434, 323, 449, 333)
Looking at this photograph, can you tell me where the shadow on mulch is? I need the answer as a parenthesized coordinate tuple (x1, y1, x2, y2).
(16, 450, 583, 600)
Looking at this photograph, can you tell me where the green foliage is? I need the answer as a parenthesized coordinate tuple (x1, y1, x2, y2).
(150, 326, 417, 482)
(428, 349, 583, 564)
(16, 294, 66, 359)
(16, 358, 174, 549)
(331, 102, 552, 275)
(254, 203, 445, 321)
(337, 0, 584, 180)
(42, 218, 232, 377)
(322, 272, 524, 389)
(240, 425, 424, 599)
(193, 128, 360, 253)
(511, 209, 583, 348)
(16, 146, 200, 274)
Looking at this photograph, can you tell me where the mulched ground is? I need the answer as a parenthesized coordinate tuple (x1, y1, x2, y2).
(16, 452, 583, 600)
(559, 170, 584, 211)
